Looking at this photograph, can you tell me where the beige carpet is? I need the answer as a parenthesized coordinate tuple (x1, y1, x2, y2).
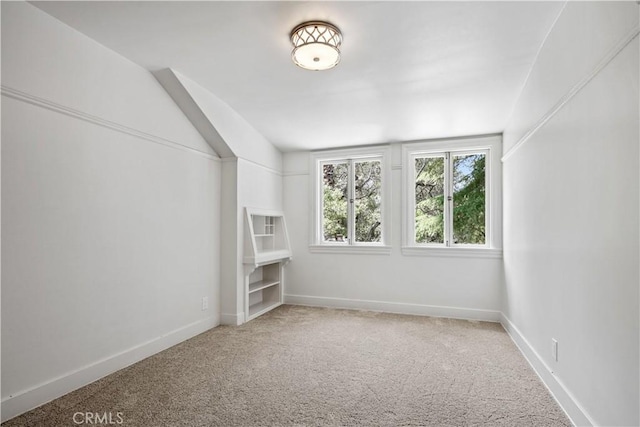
(3, 305, 571, 426)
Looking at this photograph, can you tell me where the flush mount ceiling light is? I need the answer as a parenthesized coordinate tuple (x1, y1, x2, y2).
(290, 21, 342, 71)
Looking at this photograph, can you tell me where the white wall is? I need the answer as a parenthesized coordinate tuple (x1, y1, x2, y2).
(501, 2, 639, 426)
(283, 145, 503, 321)
(236, 159, 284, 319)
(156, 68, 285, 325)
(220, 158, 284, 325)
(1, 2, 221, 421)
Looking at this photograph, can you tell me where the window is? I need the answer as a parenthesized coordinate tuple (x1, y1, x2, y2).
(413, 150, 487, 245)
(311, 147, 391, 253)
(403, 136, 501, 257)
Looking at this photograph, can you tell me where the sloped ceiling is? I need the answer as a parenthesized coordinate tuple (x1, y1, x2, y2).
(31, 1, 564, 152)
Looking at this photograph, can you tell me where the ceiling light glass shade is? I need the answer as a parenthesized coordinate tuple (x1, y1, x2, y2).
(290, 21, 342, 71)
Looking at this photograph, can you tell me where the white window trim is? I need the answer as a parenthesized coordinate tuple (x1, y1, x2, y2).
(310, 145, 392, 254)
(401, 135, 502, 257)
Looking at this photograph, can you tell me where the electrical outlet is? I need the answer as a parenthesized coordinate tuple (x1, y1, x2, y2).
(201, 296, 209, 311)
(551, 338, 558, 362)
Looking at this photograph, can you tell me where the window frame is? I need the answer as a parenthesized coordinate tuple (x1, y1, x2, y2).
(310, 146, 392, 254)
(402, 136, 502, 258)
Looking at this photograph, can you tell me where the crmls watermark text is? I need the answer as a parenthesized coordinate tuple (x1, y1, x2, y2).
(72, 412, 124, 425)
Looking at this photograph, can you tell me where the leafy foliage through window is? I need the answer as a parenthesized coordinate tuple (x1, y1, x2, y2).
(322, 159, 382, 244)
(414, 151, 486, 246)
(415, 156, 445, 243)
(322, 162, 348, 241)
(452, 154, 486, 244)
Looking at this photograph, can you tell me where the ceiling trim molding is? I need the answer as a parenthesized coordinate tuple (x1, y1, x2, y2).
(282, 170, 309, 177)
(236, 157, 283, 177)
(0, 84, 220, 162)
(223, 156, 284, 177)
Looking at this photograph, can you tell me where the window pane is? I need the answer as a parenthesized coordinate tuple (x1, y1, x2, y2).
(415, 157, 445, 244)
(452, 153, 486, 244)
(354, 160, 382, 242)
(322, 162, 348, 242)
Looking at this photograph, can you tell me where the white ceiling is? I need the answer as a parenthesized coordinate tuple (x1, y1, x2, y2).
(31, 1, 564, 152)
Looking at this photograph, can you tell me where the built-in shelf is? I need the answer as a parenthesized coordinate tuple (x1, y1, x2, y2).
(246, 262, 282, 321)
(243, 208, 292, 322)
(244, 208, 291, 268)
(243, 249, 293, 266)
(248, 279, 279, 294)
(248, 299, 282, 320)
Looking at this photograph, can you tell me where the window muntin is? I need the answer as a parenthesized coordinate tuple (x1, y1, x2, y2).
(410, 149, 488, 248)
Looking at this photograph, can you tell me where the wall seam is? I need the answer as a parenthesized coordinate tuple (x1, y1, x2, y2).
(501, 24, 640, 163)
(502, 1, 568, 132)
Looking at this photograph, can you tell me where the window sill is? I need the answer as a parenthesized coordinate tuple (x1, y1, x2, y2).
(401, 246, 503, 259)
(309, 245, 392, 255)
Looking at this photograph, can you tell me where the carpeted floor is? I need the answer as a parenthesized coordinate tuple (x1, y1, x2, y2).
(3, 305, 571, 426)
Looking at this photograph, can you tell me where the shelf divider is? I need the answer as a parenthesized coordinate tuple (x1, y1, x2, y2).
(248, 279, 280, 294)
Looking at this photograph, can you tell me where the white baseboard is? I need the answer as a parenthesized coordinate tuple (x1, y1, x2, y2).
(220, 312, 244, 326)
(499, 313, 595, 427)
(1, 316, 219, 423)
(284, 294, 501, 322)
